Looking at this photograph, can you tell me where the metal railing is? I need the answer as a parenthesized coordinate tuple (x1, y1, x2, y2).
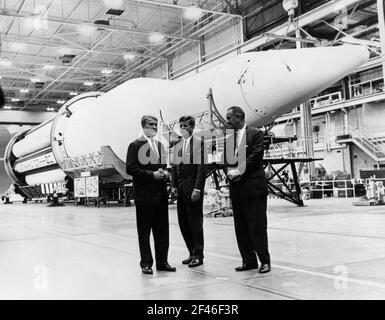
(299, 179, 359, 199)
(265, 136, 329, 159)
(340, 125, 385, 159)
(350, 76, 385, 98)
(310, 91, 343, 109)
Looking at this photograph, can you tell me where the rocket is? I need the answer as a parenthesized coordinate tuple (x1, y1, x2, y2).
(3, 45, 369, 188)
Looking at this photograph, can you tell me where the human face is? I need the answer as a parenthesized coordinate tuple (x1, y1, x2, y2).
(226, 110, 242, 130)
(143, 119, 158, 138)
(179, 121, 194, 138)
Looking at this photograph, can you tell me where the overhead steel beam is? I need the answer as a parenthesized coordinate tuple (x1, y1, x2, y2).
(123, 0, 241, 18)
(240, 0, 371, 52)
(23, 31, 114, 108)
(0, 10, 201, 42)
(0, 50, 124, 69)
(0, 73, 110, 86)
(1, 37, 166, 61)
(222, 0, 240, 15)
(4, 0, 78, 96)
(1, 84, 93, 95)
(101, 14, 232, 90)
(0, 110, 54, 125)
(140, 0, 374, 82)
(0, 53, 141, 76)
(263, 32, 320, 44)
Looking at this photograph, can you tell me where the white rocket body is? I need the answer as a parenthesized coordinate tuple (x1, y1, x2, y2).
(5, 45, 370, 186)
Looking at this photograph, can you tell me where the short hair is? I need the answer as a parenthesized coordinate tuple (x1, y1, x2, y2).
(179, 115, 195, 128)
(141, 115, 158, 128)
(227, 106, 245, 121)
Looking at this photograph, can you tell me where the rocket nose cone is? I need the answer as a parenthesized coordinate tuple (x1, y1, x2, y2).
(343, 44, 370, 67)
(280, 44, 370, 96)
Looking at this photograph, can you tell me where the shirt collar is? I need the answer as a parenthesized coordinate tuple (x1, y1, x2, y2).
(238, 124, 246, 134)
(142, 133, 156, 143)
(183, 135, 193, 143)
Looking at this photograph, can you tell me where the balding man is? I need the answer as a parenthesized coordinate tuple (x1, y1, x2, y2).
(225, 106, 271, 274)
(126, 115, 176, 275)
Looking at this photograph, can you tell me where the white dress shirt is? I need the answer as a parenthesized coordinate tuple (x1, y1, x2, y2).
(229, 124, 247, 178)
(182, 135, 193, 157)
(235, 124, 246, 153)
(181, 135, 200, 194)
(143, 134, 159, 157)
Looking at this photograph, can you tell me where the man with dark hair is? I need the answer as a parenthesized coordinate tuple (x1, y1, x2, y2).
(171, 115, 208, 268)
(126, 115, 176, 275)
(225, 106, 271, 274)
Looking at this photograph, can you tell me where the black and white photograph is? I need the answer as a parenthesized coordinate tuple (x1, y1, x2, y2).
(0, 0, 385, 305)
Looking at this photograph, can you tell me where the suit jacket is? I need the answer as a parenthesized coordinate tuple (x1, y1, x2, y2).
(226, 126, 267, 198)
(126, 136, 168, 205)
(171, 135, 208, 198)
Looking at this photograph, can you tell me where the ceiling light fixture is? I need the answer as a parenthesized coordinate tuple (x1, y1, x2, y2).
(32, 5, 48, 30)
(101, 69, 113, 75)
(149, 32, 165, 43)
(69, 92, 78, 96)
(44, 64, 55, 70)
(184, 5, 203, 20)
(84, 81, 94, 86)
(124, 53, 135, 60)
(79, 25, 96, 36)
(103, 0, 123, 9)
(59, 48, 73, 56)
(11, 98, 20, 102)
(47, 107, 55, 111)
(11, 42, 26, 51)
(32, 17, 44, 30)
(57, 100, 65, 104)
(0, 60, 12, 67)
(30, 77, 41, 83)
(4, 105, 12, 110)
(20, 89, 30, 93)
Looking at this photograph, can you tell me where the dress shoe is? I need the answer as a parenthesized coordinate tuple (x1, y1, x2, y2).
(259, 264, 271, 274)
(141, 266, 153, 275)
(156, 263, 176, 272)
(182, 257, 193, 265)
(235, 263, 259, 272)
(188, 258, 203, 268)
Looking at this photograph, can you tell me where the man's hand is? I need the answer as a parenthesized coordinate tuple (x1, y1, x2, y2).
(191, 189, 201, 203)
(153, 170, 165, 180)
(159, 169, 170, 179)
(170, 187, 178, 198)
(227, 169, 242, 182)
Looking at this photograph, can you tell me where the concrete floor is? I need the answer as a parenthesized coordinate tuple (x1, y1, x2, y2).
(0, 198, 385, 300)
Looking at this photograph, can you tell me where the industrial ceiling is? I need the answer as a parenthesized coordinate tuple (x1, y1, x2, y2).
(0, 0, 382, 112)
(0, 0, 240, 111)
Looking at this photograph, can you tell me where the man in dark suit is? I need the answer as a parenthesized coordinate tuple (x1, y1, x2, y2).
(126, 115, 176, 275)
(171, 116, 208, 268)
(225, 106, 271, 274)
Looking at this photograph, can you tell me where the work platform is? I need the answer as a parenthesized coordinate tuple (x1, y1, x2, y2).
(264, 157, 322, 206)
(0, 198, 384, 300)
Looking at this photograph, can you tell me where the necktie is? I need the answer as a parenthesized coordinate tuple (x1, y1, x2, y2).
(150, 139, 159, 158)
(234, 130, 238, 155)
(183, 139, 187, 156)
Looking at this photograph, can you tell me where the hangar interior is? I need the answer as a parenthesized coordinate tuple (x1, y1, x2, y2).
(0, 0, 385, 300)
(1, 0, 385, 193)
